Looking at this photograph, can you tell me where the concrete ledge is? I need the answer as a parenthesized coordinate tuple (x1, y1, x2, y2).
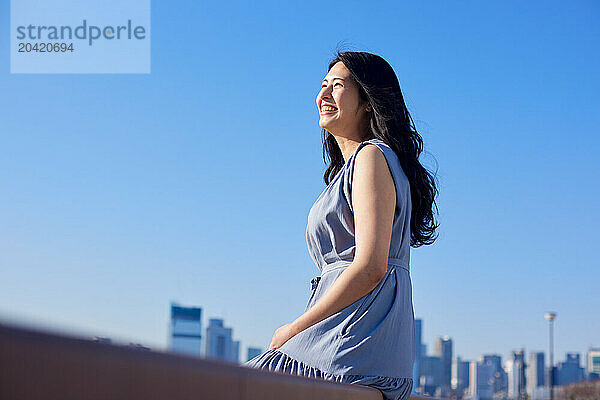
(0, 321, 388, 400)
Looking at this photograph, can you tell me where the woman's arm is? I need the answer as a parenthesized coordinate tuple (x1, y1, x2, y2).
(289, 144, 397, 337)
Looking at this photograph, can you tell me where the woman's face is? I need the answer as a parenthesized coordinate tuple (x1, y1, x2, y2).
(317, 61, 369, 138)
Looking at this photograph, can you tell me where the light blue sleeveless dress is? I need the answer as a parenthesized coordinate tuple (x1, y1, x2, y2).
(244, 138, 415, 400)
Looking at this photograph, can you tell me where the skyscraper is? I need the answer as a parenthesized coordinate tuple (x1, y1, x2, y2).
(482, 354, 507, 395)
(527, 352, 545, 400)
(169, 302, 203, 357)
(451, 356, 470, 395)
(469, 354, 504, 400)
(468, 360, 494, 400)
(205, 318, 240, 364)
(434, 336, 452, 389)
(527, 352, 545, 388)
(507, 349, 527, 399)
(420, 355, 442, 396)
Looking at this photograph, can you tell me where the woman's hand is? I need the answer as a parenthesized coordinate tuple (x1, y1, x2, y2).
(268, 323, 299, 350)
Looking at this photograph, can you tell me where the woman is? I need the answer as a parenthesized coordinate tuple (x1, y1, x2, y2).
(243, 51, 439, 400)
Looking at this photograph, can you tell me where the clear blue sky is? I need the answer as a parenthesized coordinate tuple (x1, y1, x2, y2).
(1, 1, 598, 365)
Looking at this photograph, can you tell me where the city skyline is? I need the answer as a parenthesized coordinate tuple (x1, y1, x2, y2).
(64, 303, 598, 382)
(3, 301, 593, 367)
(6, 300, 595, 399)
(163, 305, 598, 399)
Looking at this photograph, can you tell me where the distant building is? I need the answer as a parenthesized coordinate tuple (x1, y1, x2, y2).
(232, 339, 240, 363)
(169, 303, 203, 357)
(451, 356, 470, 395)
(420, 356, 442, 396)
(434, 336, 453, 389)
(246, 347, 262, 362)
(506, 349, 527, 399)
(468, 360, 490, 400)
(586, 348, 600, 378)
(527, 352, 545, 399)
(483, 354, 507, 396)
(547, 364, 559, 391)
(205, 318, 240, 364)
(468, 355, 504, 400)
(557, 352, 585, 385)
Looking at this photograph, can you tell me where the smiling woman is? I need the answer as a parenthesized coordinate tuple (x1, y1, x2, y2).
(243, 50, 439, 400)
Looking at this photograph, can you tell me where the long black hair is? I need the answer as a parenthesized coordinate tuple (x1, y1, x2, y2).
(321, 50, 439, 247)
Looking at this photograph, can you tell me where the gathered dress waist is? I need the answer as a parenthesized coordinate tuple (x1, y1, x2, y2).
(310, 257, 409, 291)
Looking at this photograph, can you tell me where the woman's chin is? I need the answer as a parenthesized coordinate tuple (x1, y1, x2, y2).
(318, 118, 335, 130)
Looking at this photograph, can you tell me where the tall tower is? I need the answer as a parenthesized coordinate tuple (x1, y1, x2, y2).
(507, 349, 527, 399)
(205, 318, 240, 364)
(481, 354, 506, 395)
(451, 356, 470, 395)
(169, 302, 203, 357)
(527, 351, 545, 399)
(468, 360, 480, 399)
(434, 336, 453, 389)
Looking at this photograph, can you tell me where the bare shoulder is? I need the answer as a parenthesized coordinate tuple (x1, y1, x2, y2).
(353, 143, 393, 183)
(355, 143, 385, 163)
(352, 143, 396, 205)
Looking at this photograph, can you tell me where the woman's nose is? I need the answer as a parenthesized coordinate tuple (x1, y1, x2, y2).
(320, 87, 332, 101)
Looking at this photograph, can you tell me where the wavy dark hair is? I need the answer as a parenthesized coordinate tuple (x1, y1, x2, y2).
(321, 50, 439, 247)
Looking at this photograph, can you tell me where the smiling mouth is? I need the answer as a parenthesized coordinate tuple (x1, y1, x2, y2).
(320, 105, 338, 115)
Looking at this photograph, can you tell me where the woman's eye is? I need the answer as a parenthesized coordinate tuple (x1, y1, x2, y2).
(321, 82, 342, 89)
